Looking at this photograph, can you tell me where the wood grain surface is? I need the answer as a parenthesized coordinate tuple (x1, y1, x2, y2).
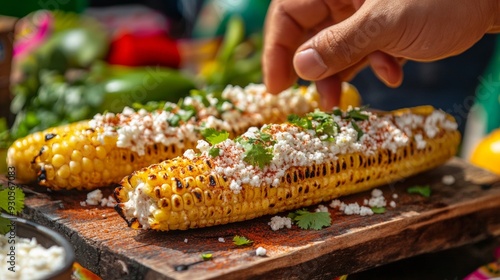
(2, 157, 500, 279)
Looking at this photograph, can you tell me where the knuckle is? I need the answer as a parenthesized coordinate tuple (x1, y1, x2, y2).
(314, 29, 353, 63)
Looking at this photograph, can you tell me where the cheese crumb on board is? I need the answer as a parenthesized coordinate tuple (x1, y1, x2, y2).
(268, 216, 293, 231)
(256, 247, 267, 256)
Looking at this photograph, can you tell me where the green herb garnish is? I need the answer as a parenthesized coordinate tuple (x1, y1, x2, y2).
(407, 185, 432, 197)
(167, 114, 181, 127)
(288, 209, 332, 230)
(350, 121, 364, 140)
(0, 184, 26, 234)
(346, 107, 369, 121)
(233, 235, 253, 246)
(287, 114, 312, 130)
(208, 147, 221, 157)
(201, 128, 229, 145)
(132, 101, 168, 112)
(201, 253, 213, 261)
(371, 206, 386, 214)
(236, 130, 275, 169)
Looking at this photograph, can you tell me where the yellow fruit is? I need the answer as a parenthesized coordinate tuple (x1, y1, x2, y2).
(470, 129, 500, 175)
(339, 82, 362, 110)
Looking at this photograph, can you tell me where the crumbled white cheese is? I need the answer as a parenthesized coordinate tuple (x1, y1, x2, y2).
(0, 235, 66, 280)
(389, 201, 397, 208)
(123, 182, 155, 229)
(359, 206, 374, 216)
(329, 199, 343, 209)
(315, 205, 329, 213)
(183, 149, 196, 160)
(442, 175, 455, 185)
(256, 247, 267, 256)
(268, 216, 293, 231)
(343, 203, 361, 215)
(184, 239, 188, 243)
(90, 83, 319, 156)
(85, 189, 103, 206)
(81, 190, 117, 208)
(218, 237, 225, 243)
(371, 189, 383, 198)
(392, 193, 398, 199)
(414, 134, 427, 149)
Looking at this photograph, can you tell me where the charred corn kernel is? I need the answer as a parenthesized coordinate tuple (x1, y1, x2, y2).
(7, 84, 320, 190)
(115, 106, 461, 231)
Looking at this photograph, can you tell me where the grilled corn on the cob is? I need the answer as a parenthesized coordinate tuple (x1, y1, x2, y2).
(7, 84, 319, 190)
(114, 105, 461, 231)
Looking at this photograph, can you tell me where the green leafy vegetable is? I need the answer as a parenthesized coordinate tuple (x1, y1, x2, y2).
(0, 184, 25, 235)
(350, 121, 364, 141)
(0, 217, 10, 235)
(288, 111, 340, 142)
(407, 185, 432, 197)
(288, 209, 332, 230)
(347, 107, 369, 121)
(236, 130, 275, 169)
(201, 128, 230, 145)
(201, 253, 213, 261)
(208, 148, 221, 158)
(233, 235, 253, 246)
(241, 143, 273, 169)
(167, 114, 181, 127)
(287, 114, 312, 130)
(0, 186, 25, 214)
(371, 207, 386, 214)
(132, 101, 168, 112)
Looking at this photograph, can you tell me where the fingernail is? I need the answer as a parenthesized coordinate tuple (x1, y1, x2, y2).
(294, 49, 328, 80)
(376, 67, 392, 86)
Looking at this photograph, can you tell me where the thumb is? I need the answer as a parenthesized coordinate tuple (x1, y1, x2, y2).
(293, 6, 390, 81)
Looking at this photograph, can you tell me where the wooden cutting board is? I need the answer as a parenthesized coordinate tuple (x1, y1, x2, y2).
(2, 157, 500, 280)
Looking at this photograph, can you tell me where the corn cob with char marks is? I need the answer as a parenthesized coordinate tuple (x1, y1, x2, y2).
(7, 84, 319, 190)
(114, 105, 461, 231)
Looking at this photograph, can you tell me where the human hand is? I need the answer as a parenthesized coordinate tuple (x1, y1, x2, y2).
(263, 0, 500, 110)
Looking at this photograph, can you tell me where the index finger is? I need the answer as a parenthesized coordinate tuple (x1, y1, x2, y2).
(263, 0, 331, 94)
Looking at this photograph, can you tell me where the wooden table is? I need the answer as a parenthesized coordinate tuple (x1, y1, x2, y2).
(3, 157, 500, 279)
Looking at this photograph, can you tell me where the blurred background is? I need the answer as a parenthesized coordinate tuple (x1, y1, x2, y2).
(0, 0, 499, 167)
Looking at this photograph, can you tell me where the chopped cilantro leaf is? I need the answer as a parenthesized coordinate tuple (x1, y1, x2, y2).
(168, 114, 181, 127)
(309, 110, 332, 122)
(178, 106, 196, 122)
(233, 235, 253, 246)
(0, 217, 10, 235)
(332, 108, 343, 116)
(201, 128, 229, 145)
(287, 114, 312, 130)
(132, 101, 168, 112)
(347, 107, 369, 121)
(350, 121, 364, 140)
(288, 209, 331, 230)
(201, 253, 213, 261)
(0, 187, 25, 214)
(257, 131, 273, 143)
(407, 185, 432, 197)
(208, 147, 221, 157)
(242, 143, 273, 169)
(371, 207, 386, 214)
